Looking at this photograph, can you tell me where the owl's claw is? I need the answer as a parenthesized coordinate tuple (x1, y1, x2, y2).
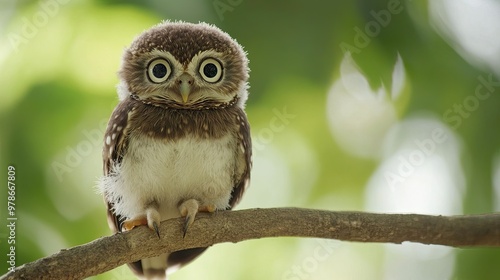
(152, 221, 160, 239)
(179, 199, 198, 237)
(179, 199, 216, 237)
(122, 206, 161, 239)
(146, 206, 161, 239)
(182, 217, 192, 238)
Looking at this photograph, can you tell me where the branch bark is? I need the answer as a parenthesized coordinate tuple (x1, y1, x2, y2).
(2, 208, 500, 280)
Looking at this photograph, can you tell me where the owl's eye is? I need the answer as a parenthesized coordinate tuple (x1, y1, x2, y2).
(147, 58, 171, 83)
(199, 58, 222, 83)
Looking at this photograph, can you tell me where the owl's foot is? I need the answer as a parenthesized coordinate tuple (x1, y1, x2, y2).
(179, 199, 216, 237)
(146, 207, 162, 239)
(122, 207, 161, 239)
(122, 216, 147, 231)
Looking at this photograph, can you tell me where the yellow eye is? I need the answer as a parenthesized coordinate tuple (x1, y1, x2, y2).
(147, 58, 171, 83)
(199, 58, 223, 83)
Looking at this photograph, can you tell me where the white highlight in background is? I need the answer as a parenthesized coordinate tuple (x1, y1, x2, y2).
(365, 116, 464, 280)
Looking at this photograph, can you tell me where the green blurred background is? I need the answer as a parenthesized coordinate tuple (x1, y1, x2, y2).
(1, 0, 499, 279)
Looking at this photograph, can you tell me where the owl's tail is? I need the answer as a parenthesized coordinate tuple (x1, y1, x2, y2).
(126, 247, 208, 279)
(140, 254, 168, 280)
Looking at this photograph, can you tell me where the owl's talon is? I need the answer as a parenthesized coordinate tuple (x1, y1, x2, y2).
(152, 221, 160, 239)
(179, 199, 217, 237)
(179, 199, 199, 237)
(145, 206, 162, 239)
(183, 217, 192, 238)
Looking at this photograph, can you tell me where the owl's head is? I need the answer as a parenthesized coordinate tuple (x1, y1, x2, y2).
(118, 21, 249, 109)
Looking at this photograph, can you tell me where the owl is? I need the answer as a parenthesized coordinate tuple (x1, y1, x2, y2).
(99, 21, 251, 279)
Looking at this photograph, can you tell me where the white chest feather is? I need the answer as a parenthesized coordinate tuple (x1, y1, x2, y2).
(101, 133, 237, 220)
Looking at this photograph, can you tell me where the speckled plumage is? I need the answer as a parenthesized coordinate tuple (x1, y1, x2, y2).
(99, 21, 251, 279)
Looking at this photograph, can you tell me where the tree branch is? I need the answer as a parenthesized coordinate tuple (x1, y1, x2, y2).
(2, 208, 500, 280)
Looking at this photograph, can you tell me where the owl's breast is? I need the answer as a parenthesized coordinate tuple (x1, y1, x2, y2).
(110, 131, 238, 219)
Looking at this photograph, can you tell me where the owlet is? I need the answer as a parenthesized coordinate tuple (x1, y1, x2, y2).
(99, 21, 251, 279)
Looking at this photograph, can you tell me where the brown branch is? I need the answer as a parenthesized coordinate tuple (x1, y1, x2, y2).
(2, 208, 500, 280)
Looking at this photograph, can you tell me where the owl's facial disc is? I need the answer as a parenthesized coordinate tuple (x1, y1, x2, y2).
(135, 49, 236, 108)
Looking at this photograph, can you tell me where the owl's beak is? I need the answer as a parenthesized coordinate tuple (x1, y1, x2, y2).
(177, 73, 194, 104)
(180, 84, 190, 103)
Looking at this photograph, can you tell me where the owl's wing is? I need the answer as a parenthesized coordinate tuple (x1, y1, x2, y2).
(102, 99, 135, 233)
(229, 108, 252, 208)
(102, 99, 151, 276)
